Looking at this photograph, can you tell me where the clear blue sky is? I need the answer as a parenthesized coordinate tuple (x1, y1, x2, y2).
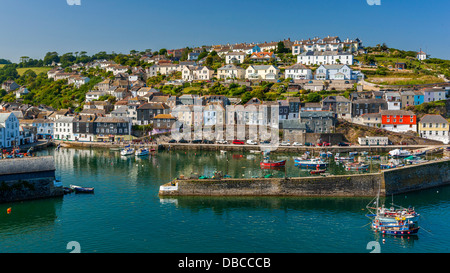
(1, 0, 449, 62)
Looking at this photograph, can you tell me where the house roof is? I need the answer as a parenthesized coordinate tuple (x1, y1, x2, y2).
(286, 63, 310, 70)
(419, 114, 448, 124)
(152, 114, 176, 119)
(380, 110, 415, 116)
(250, 52, 274, 58)
(138, 103, 170, 110)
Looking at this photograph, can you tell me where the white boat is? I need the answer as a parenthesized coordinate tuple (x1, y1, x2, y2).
(135, 148, 149, 156)
(294, 157, 328, 168)
(121, 147, 135, 156)
(388, 149, 411, 158)
(334, 153, 354, 161)
(345, 162, 369, 171)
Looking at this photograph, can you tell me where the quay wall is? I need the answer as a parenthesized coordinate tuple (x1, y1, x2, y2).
(160, 173, 382, 197)
(159, 159, 450, 197)
(0, 156, 63, 203)
(382, 159, 450, 195)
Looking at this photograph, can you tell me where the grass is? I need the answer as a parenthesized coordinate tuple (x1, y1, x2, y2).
(16, 67, 51, 76)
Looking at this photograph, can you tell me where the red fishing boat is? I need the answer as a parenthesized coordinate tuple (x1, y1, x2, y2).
(310, 169, 326, 175)
(260, 156, 286, 168)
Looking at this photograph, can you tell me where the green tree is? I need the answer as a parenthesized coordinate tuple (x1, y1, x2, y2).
(306, 92, 321, 102)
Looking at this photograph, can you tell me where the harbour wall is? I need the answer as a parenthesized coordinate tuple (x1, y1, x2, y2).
(159, 159, 450, 197)
(0, 156, 64, 203)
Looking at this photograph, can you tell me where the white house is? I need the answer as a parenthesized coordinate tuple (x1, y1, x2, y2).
(54, 116, 75, 141)
(182, 66, 214, 82)
(15, 86, 29, 99)
(0, 112, 20, 148)
(314, 65, 354, 80)
(225, 52, 246, 64)
(384, 91, 402, 110)
(417, 50, 427, 61)
(68, 75, 90, 87)
(85, 91, 107, 102)
(297, 51, 353, 65)
(284, 63, 313, 80)
(217, 64, 246, 80)
(245, 65, 280, 80)
(358, 136, 389, 146)
(292, 36, 362, 55)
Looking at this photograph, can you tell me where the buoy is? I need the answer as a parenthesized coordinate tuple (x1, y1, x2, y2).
(6, 207, 11, 214)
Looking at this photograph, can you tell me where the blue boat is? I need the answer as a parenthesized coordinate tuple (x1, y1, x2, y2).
(135, 148, 149, 156)
(294, 158, 328, 169)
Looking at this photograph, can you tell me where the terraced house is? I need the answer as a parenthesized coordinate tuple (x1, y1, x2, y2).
(418, 114, 449, 144)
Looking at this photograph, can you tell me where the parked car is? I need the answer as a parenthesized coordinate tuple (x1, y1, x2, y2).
(202, 139, 214, 144)
(216, 140, 228, 144)
(304, 142, 314, 146)
(261, 140, 271, 144)
(168, 139, 177, 143)
(246, 140, 258, 145)
(232, 140, 244, 145)
(179, 139, 189, 143)
(338, 142, 349, 146)
(280, 141, 290, 146)
(318, 142, 330, 147)
(292, 142, 302, 146)
(192, 139, 202, 144)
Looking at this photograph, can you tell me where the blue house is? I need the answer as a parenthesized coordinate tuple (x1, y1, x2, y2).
(414, 90, 424, 105)
(247, 45, 261, 54)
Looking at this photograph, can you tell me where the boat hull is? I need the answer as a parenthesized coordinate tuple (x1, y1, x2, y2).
(260, 160, 286, 168)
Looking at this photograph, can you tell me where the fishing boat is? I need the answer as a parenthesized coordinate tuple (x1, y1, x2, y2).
(349, 151, 358, 156)
(404, 156, 428, 165)
(366, 155, 381, 160)
(411, 149, 426, 156)
(334, 153, 354, 162)
(294, 157, 328, 169)
(366, 195, 420, 236)
(319, 151, 333, 158)
(360, 151, 369, 156)
(388, 149, 412, 158)
(345, 162, 369, 171)
(380, 161, 405, 169)
(121, 147, 135, 156)
(260, 156, 286, 168)
(70, 185, 94, 193)
(135, 148, 149, 156)
(310, 169, 326, 175)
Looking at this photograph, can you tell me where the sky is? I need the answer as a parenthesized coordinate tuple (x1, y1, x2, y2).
(0, 0, 449, 62)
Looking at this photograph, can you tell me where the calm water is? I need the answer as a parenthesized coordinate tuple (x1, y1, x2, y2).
(0, 148, 449, 253)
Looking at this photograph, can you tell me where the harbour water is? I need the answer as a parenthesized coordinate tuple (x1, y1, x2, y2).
(0, 148, 449, 253)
